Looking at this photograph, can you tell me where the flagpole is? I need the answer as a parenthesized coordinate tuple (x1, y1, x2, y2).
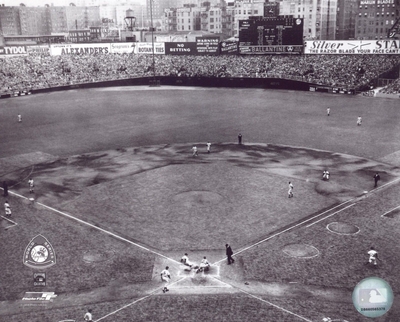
(150, 0, 156, 82)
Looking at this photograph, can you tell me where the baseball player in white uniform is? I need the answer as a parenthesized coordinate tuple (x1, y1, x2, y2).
(28, 178, 34, 193)
(367, 247, 378, 266)
(181, 253, 194, 267)
(4, 201, 11, 217)
(161, 266, 171, 292)
(84, 309, 93, 321)
(196, 256, 210, 273)
(288, 182, 294, 198)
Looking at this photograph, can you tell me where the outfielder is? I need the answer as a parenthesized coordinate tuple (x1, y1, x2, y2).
(192, 146, 198, 157)
(161, 266, 171, 292)
(206, 142, 211, 153)
(288, 182, 294, 198)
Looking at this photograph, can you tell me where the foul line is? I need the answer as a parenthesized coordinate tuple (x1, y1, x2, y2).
(213, 199, 355, 265)
(237, 288, 313, 322)
(3, 176, 400, 322)
(1, 215, 18, 229)
(1, 215, 18, 225)
(381, 205, 400, 218)
(95, 277, 187, 322)
(214, 176, 400, 265)
(211, 276, 312, 321)
(3, 189, 180, 265)
(37, 202, 181, 264)
(306, 203, 357, 228)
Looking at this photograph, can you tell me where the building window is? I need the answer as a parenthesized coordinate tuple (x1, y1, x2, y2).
(254, 10, 258, 14)
(210, 17, 214, 22)
(210, 24, 214, 29)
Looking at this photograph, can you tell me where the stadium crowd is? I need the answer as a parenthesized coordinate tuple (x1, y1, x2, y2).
(379, 78, 400, 94)
(1, 53, 400, 94)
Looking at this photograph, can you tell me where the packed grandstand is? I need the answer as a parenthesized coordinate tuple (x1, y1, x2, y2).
(1, 51, 400, 95)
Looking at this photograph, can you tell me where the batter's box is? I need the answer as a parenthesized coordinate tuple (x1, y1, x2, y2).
(177, 265, 220, 277)
(381, 206, 400, 219)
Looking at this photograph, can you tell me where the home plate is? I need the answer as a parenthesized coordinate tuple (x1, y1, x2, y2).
(172, 276, 233, 294)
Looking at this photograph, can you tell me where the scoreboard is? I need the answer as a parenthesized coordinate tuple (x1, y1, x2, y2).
(239, 17, 304, 46)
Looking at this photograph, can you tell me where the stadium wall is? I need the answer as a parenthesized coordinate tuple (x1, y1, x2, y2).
(0, 76, 317, 99)
(0, 76, 320, 98)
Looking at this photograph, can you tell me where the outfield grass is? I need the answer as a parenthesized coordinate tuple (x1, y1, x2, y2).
(1, 87, 400, 322)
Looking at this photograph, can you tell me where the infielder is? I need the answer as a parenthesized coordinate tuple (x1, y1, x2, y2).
(367, 247, 378, 266)
(288, 182, 294, 198)
(357, 116, 362, 126)
(28, 178, 34, 193)
(4, 201, 11, 217)
(18, 114, 22, 123)
(84, 309, 93, 321)
(161, 266, 171, 292)
(206, 142, 211, 153)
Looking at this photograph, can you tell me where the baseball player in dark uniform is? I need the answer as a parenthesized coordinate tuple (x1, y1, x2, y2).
(226, 244, 235, 264)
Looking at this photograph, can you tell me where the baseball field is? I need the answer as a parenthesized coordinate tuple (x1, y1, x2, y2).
(0, 86, 399, 322)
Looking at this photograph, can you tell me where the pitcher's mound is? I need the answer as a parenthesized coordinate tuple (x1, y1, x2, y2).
(282, 244, 319, 258)
(327, 222, 360, 235)
(83, 250, 113, 263)
(172, 190, 224, 207)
